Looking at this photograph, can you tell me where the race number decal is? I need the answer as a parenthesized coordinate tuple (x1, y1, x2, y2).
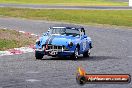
(83, 41, 86, 51)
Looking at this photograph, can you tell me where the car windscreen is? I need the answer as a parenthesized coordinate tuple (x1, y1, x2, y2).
(49, 28, 80, 36)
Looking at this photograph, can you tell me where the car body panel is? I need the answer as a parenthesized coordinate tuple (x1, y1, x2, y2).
(35, 25, 92, 57)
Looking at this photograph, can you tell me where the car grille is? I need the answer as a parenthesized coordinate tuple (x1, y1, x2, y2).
(45, 44, 68, 51)
(48, 45, 62, 49)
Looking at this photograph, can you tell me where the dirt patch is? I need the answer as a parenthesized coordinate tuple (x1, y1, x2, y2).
(0, 29, 37, 50)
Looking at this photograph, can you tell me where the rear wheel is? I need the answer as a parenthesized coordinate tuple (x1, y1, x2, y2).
(83, 49, 90, 58)
(70, 47, 79, 60)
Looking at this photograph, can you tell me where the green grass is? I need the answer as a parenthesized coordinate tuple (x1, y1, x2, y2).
(0, 8, 132, 27)
(0, 39, 18, 50)
(0, 29, 36, 50)
(0, 0, 128, 6)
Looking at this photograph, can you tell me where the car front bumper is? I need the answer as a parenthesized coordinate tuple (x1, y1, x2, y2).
(35, 49, 74, 56)
(46, 49, 74, 56)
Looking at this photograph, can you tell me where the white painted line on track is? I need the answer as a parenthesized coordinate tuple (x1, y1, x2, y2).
(31, 33, 36, 36)
(26, 79, 41, 82)
(0, 51, 13, 56)
(127, 56, 132, 58)
(14, 47, 35, 53)
(26, 71, 40, 74)
(19, 31, 25, 33)
(3, 27, 7, 30)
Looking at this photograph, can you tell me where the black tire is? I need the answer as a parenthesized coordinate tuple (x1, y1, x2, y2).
(35, 51, 44, 60)
(70, 47, 79, 60)
(83, 49, 90, 58)
(77, 76, 87, 85)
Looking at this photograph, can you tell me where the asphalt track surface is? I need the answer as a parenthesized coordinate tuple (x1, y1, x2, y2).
(0, 3, 132, 10)
(0, 18, 132, 88)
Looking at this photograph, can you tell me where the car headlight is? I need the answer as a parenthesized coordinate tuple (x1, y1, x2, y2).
(68, 42, 73, 47)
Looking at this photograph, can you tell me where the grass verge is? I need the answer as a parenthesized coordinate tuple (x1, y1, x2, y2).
(0, 0, 127, 6)
(0, 29, 36, 50)
(0, 8, 132, 27)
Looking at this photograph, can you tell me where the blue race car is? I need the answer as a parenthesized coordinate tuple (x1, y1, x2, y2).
(35, 25, 92, 59)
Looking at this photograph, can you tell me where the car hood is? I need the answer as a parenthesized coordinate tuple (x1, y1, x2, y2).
(41, 35, 79, 46)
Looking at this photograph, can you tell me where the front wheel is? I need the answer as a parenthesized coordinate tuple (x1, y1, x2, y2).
(83, 49, 90, 58)
(70, 47, 79, 60)
(35, 51, 44, 60)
